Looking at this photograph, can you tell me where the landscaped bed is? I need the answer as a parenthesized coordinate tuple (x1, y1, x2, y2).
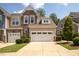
(0, 44, 26, 53)
(57, 42, 79, 50)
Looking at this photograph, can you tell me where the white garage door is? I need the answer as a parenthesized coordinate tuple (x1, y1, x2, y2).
(30, 31, 55, 42)
(8, 33, 20, 43)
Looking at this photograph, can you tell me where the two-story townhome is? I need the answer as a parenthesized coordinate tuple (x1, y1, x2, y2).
(0, 7, 10, 42)
(0, 5, 56, 43)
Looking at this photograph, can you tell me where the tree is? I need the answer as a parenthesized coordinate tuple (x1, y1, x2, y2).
(50, 13, 59, 25)
(63, 16, 74, 41)
(37, 8, 45, 17)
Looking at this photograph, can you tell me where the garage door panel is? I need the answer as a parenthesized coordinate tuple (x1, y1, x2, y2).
(31, 31, 55, 42)
(8, 33, 20, 43)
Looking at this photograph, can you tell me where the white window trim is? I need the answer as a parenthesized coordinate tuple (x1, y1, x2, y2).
(24, 15, 29, 24)
(42, 18, 51, 24)
(0, 15, 2, 21)
(11, 16, 20, 26)
(0, 15, 3, 26)
(30, 15, 35, 24)
(78, 26, 79, 33)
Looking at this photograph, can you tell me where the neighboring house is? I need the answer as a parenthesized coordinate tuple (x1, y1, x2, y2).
(56, 20, 64, 36)
(0, 7, 10, 42)
(56, 12, 79, 36)
(69, 12, 79, 33)
(0, 5, 56, 43)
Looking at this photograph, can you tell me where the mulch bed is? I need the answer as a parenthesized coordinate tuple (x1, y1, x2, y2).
(57, 41, 79, 50)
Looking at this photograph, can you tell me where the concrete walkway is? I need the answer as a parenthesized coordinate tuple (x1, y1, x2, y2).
(0, 43, 14, 48)
(0, 42, 78, 56)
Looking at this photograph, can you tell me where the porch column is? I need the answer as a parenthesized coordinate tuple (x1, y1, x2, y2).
(4, 29, 7, 43)
(4, 16, 8, 43)
(78, 26, 79, 33)
(5, 16, 8, 28)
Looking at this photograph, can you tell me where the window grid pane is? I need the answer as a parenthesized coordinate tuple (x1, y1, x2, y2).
(12, 17, 19, 26)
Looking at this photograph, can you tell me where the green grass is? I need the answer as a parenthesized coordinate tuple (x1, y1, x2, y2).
(0, 44, 26, 53)
(59, 43, 79, 50)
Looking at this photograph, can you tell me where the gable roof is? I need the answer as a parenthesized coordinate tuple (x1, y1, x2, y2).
(0, 7, 10, 16)
(69, 12, 79, 23)
(69, 12, 79, 17)
(22, 4, 37, 13)
(20, 4, 39, 17)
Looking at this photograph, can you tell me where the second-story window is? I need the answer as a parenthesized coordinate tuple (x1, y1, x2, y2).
(42, 18, 51, 24)
(0, 15, 3, 26)
(24, 15, 29, 24)
(12, 17, 20, 26)
(30, 15, 35, 24)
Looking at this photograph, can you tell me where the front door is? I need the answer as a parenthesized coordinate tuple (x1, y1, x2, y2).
(24, 28, 29, 38)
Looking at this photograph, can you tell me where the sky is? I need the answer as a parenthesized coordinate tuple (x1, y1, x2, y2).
(0, 3, 79, 19)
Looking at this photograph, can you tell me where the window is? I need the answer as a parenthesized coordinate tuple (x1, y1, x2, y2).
(43, 32, 47, 34)
(32, 32, 36, 34)
(42, 18, 51, 24)
(16, 20, 19, 25)
(24, 15, 29, 24)
(30, 15, 35, 24)
(0, 15, 3, 25)
(37, 32, 41, 34)
(12, 17, 20, 26)
(48, 32, 52, 34)
(44, 20, 48, 23)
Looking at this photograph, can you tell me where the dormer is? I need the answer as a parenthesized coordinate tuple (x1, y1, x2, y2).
(41, 17, 51, 24)
(22, 4, 38, 24)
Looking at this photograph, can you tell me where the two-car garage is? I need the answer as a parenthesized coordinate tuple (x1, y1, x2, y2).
(30, 31, 55, 42)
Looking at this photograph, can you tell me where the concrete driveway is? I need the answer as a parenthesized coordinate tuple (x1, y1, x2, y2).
(0, 42, 78, 56)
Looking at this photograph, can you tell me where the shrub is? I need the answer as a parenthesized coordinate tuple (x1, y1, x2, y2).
(22, 38, 30, 43)
(56, 36, 62, 41)
(73, 33, 79, 38)
(16, 35, 31, 44)
(16, 39, 23, 44)
(63, 16, 74, 41)
(73, 37, 79, 46)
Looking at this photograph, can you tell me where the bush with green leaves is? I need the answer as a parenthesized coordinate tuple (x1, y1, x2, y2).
(16, 39, 23, 44)
(16, 38, 30, 44)
(73, 37, 79, 46)
(73, 33, 79, 38)
(21, 35, 30, 43)
(22, 38, 30, 43)
(63, 16, 74, 41)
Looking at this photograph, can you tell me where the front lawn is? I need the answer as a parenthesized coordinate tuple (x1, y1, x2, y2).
(58, 42, 79, 50)
(0, 44, 26, 53)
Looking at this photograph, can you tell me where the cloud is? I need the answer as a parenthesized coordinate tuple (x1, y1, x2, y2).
(18, 9, 24, 13)
(22, 3, 45, 9)
(61, 3, 68, 6)
(13, 3, 45, 13)
(13, 9, 24, 13)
